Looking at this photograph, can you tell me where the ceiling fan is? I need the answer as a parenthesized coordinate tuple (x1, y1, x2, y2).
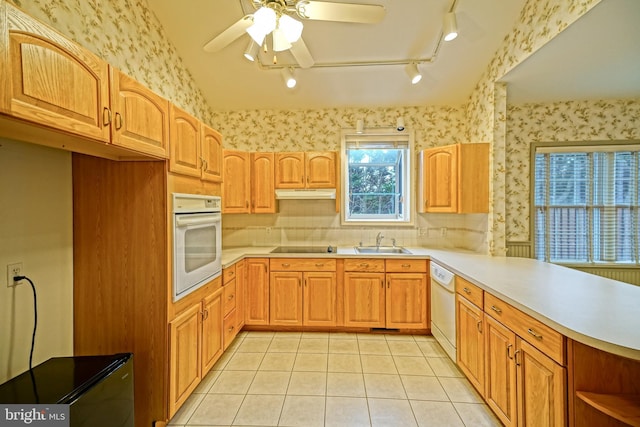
(203, 0, 386, 69)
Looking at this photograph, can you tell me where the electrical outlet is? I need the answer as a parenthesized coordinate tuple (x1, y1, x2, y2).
(7, 262, 23, 287)
(266, 227, 272, 235)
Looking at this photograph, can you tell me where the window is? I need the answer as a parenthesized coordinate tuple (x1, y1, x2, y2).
(534, 145, 640, 265)
(341, 131, 413, 225)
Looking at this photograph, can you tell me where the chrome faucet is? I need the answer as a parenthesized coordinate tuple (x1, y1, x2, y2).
(375, 232, 384, 248)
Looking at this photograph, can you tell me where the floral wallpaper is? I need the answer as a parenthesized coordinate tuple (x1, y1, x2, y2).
(506, 98, 640, 242)
(7, 0, 214, 124)
(212, 105, 466, 152)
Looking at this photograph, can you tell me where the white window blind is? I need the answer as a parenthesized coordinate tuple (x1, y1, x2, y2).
(534, 147, 640, 265)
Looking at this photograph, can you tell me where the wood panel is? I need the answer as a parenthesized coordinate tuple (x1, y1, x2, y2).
(458, 143, 489, 213)
(385, 258, 428, 273)
(223, 279, 237, 316)
(304, 272, 337, 327)
(201, 124, 223, 182)
(385, 273, 428, 329)
(169, 105, 201, 177)
(251, 152, 276, 213)
(235, 260, 246, 330)
(343, 272, 385, 327)
(222, 149, 251, 213)
(420, 145, 457, 212)
(306, 151, 336, 188)
(275, 152, 305, 188)
(72, 154, 167, 427)
(485, 293, 565, 365)
(343, 258, 385, 272)
(109, 67, 169, 158)
(270, 258, 337, 271)
(484, 313, 518, 427)
(456, 276, 484, 308)
(201, 288, 224, 376)
(245, 258, 270, 325)
(4, 3, 110, 142)
(457, 295, 485, 396)
(270, 271, 303, 326)
(169, 304, 201, 419)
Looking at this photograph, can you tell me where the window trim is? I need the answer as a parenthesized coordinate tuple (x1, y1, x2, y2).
(340, 128, 415, 226)
(530, 140, 640, 266)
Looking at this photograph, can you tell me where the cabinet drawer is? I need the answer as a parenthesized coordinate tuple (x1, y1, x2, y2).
(223, 310, 238, 350)
(484, 293, 565, 365)
(270, 258, 336, 271)
(223, 280, 236, 315)
(223, 264, 236, 284)
(385, 259, 427, 273)
(344, 258, 385, 272)
(456, 276, 483, 308)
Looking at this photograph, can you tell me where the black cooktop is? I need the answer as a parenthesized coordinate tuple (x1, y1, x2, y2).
(270, 246, 333, 254)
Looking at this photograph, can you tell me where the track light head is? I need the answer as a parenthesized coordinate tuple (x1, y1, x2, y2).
(281, 67, 297, 88)
(243, 40, 260, 62)
(356, 119, 364, 134)
(405, 63, 422, 84)
(396, 117, 405, 132)
(443, 12, 458, 42)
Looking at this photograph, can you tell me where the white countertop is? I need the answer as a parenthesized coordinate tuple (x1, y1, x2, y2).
(222, 246, 640, 360)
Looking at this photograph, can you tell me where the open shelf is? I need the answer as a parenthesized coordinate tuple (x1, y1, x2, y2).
(576, 391, 640, 426)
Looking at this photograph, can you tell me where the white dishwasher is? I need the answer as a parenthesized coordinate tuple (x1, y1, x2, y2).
(430, 262, 456, 361)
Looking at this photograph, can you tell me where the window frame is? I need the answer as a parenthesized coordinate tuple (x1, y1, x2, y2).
(340, 128, 415, 226)
(530, 140, 640, 267)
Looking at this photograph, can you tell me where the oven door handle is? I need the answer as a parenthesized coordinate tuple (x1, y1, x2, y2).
(175, 215, 221, 227)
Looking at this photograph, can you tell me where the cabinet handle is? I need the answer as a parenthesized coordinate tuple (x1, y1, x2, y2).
(115, 112, 123, 130)
(304, 279, 307, 287)
(282, 263, 290, 268)
(527, 328, 543, 340)
(507, 344, 514, 359)
(315, 263, 324, 267)
(463, 287, 471, 294)
(228, 325, 235, 333)
(306, 175, 309, 183)
(359, 263, 369, 268)
(228, 294, 234, 300)
(514, 349, 521, 366)
(387, 280, 390, 288)
(490, 305, 502, 315)
(245, 201, 249, 208)
(476, 320, 482, 333)
(103, 107, 112, 126)
(401, 264, 411, 268)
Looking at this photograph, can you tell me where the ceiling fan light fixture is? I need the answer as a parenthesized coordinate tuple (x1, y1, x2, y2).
(406, 63, 422, 84)
(243, 40, 260, 62)
(279, 14, 303, 43)
(272, 27, 292, 52)
(282, 67, 297, 88)
(443, 12, 458, 42)
(247, 7, 276, 44)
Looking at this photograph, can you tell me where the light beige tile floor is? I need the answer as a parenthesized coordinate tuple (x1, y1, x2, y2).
(168, 331, 502, 427)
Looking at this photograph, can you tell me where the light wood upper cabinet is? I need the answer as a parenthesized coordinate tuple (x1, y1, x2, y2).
(169, 105, 201, 177)
(418, 143, 489, 213)
(201, 125, 223, 182)
(109, 68, 170, 158)
(252, 152, 276, 213)
(222, 149, 251, 213)
(275, 151, 336, 189)
(1, 2, 110, 142)
(456, 294, 485, 396)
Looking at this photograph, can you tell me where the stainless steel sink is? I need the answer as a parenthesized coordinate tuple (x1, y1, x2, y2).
(354, 246, 412, 254)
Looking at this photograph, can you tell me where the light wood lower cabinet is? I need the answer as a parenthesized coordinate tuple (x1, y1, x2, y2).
(169, 286, 223, 418)
(245, 258, 270, 325)
(344, 272, 386, 327)
(456, 294, 485, 396)
(386, 272, 428, 329)
(485, 313, 518, 427)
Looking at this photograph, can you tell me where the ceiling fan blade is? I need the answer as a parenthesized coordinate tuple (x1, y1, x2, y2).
(203, 15, 253, 53)
(290, 37, 315, 68)
(296, 1, 385, 24)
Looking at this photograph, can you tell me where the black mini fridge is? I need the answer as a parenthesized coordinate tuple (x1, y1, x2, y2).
(0, 353, 134, 427)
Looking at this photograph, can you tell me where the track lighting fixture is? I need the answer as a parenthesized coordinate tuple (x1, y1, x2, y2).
(356, 119, 364, 134)
(243, 40, 260, 62)
(281, 67, 297, 88)
(443, 12, 458, 42)
(405, 63, 422, 84)
(396, 117, 405, 132)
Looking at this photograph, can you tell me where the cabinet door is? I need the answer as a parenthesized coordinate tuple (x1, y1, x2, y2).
(385, 273, 428, 329)
(516, 337, 567, 427)
(235, 260, 246, 329)
(304, 272, 337, 327)
(2, 4, 110, 141)
(109, 68, 169, 158)
(222, 150, 251, 213)
(245, 258, 270, 325)
(169, 105, 201, 177)
(306, 152, 336, 188)
(419, 145, 458, 213)
(344, 272, 385, 327)
(275, 152, 305, 188)
(169, 304, 201, 418)
(485, 314, 518, 427)
(456, 295, 485, 396)
(201, 125, 223, 182)
(252, 152, 276, 213)
(270, 271, 303, 326)
(201, 288, 223, 376)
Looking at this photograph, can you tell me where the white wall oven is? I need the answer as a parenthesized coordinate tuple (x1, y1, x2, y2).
(173, 193, 222, 301)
